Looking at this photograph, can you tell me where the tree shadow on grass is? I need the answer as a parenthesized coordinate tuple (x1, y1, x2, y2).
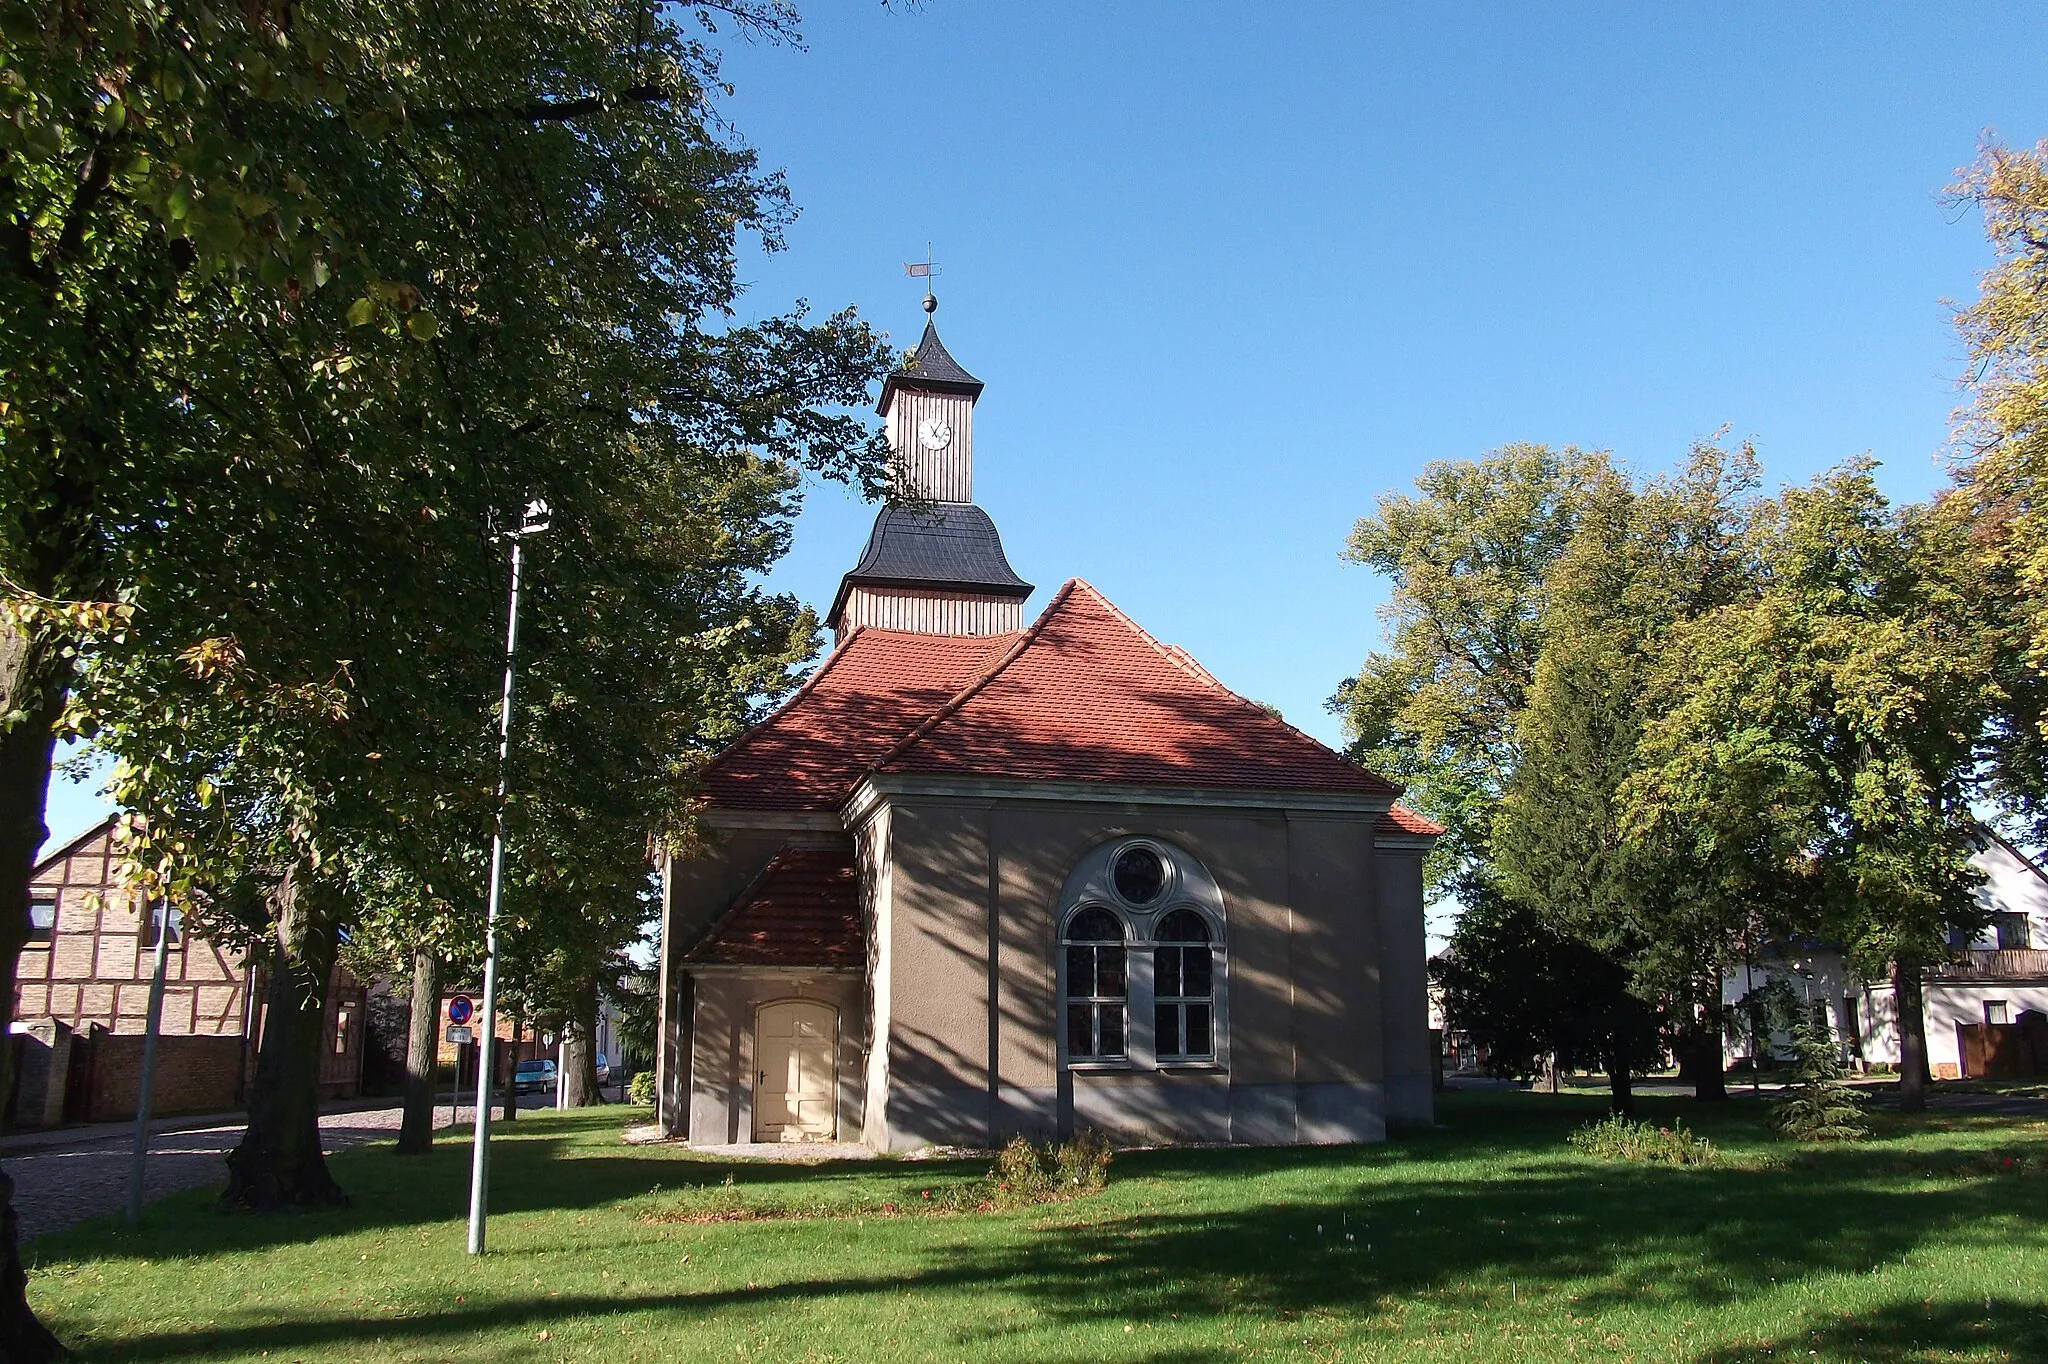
(46, 1098, 2048, 1362)
(1693, 1298, 2048, 1362)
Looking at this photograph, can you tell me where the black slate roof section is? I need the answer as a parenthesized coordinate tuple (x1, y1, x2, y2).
(827, 503, 1034, 627)
(877, 322, 986, 412)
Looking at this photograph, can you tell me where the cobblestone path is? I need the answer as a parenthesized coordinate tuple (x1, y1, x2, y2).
(4, 1102, 493, 1243)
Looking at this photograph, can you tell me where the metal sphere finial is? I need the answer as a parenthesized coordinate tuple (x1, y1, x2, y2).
(922, 292, 938, 314)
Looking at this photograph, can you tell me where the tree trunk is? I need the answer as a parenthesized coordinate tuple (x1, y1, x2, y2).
(1604, 1053, 1635, 1116)
(559, 976, 602, 1108)
(1894, 959, 1931, 1114)
(222, 862, 348, 1210)
(0, 617, 75, 1359)
(501, 1004, 521, 1123)
(396, 948, 440, 1155)
(1683, 1007, 1728, 1102)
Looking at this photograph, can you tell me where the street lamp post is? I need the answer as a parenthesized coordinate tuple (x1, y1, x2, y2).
(467, 498, 550, 1256)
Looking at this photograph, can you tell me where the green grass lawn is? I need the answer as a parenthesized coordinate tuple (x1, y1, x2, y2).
(24, 1091, 2048, 1362)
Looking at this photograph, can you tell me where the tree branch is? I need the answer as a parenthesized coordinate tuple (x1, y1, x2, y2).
(424, 85, 676, 126)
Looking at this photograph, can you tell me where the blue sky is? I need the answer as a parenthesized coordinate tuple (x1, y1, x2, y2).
(35, 2, 2048, 857)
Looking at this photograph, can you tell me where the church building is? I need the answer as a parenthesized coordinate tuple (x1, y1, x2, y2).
(654, 305, 1441, 1151)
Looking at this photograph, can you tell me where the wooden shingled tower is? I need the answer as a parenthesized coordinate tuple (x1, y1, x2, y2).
(827, 307, 1033, 642)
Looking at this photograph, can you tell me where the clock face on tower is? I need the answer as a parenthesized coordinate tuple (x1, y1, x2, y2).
(917, 416, 953, 451)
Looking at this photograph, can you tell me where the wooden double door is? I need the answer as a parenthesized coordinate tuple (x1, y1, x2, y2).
(754, 1000, 838, 1142)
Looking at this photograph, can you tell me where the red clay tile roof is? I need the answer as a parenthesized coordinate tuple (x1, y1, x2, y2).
(1378, 805, 1446, 837)
(684, 847, 862, 967)
(700, 629, 1020, 810)
(873, 581, 1399, 796)
(699, 579, 1402, 810)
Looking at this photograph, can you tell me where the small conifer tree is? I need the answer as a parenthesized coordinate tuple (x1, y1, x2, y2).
(1773, 1020, 1870, 1142)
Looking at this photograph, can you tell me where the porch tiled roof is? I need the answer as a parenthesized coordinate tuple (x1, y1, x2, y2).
(684, 848, 862, 968)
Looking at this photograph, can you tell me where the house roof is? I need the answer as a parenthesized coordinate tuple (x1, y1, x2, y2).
(878, 321, 985, 413)
(1378, 805, 1446, 838)
(698, 578, 1404, 812)
(699, 629, 1022, 810)
(826, 503, 1033, 628)
(683, 847, 862, 968)
(31, 817, 117, 876)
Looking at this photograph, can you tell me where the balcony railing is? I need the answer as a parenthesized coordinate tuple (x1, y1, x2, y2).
(1925, 948, 2048, 982)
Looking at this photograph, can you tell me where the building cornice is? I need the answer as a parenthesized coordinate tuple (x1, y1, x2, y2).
(682, 964, 861, 978)
(841, 774, 1393, 827)
(696, 809, 846, 834)
(1373, 835, 1438, 852)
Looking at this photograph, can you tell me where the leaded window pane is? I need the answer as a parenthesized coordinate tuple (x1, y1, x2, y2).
(1113, 847, 1167, 905)
(1071, 1004, 1098, 1059)
(1158, 945, 1182, 998)
(1098, 1007, 1125, 1058)
(1067, 907, 1122, 942)
(1066, 944, 1092, 997)
(1097, 946, 1127, 998)
(1155, 1003, 1181, 1058)
(1186, 1003, 1211, 1057)
(1183, 947, 1212, 997)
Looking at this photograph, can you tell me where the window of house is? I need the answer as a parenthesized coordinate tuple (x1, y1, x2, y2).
(26, 896, 55, 945)
(141, 901, 183, 949)
(1063, 907, 1127, 1062)
(335, 1007, 353, 1054)
(1154, 908, 1215, 1062)
(1986, 1000, 2011, 1026)
(1993, 913, 2032, 950)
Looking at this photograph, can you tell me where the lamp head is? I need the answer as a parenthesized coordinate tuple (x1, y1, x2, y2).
(519, 498, 552, 535)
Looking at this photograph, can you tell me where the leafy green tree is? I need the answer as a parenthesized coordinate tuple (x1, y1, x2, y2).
(1334, 445, 1609, 882)
(1943, 139, 2048, 847)
(1496, 443, 1762, 1100)
(1, 7, 891, 1340)
(1624, 462, 1998, 1112)
(1433, 876, 1663, 1114)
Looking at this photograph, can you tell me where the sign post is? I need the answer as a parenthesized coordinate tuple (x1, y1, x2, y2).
(444, 997, 476, 1129)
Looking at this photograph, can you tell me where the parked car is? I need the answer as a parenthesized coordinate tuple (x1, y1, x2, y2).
(595, 1052, 610, 1084)
(513, 1058, 557, 1095)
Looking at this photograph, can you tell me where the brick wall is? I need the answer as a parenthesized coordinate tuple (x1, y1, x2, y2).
(82, 1032, 245, 1122)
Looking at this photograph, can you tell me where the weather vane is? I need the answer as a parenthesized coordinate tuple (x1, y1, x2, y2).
(904, 244, 940, 313)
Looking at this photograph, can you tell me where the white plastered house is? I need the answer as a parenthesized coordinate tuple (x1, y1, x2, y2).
(1723, 832, 2048, 1078)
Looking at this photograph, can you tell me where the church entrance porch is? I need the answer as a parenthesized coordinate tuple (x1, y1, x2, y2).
(754, 1000, 839, 1141)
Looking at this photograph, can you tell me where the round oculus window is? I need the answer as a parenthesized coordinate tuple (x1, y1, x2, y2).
(1112, 846, 1167, 906)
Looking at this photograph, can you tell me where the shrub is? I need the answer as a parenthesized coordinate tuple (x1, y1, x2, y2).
(1054, 1127, 1112, 1192)
(627, 1070, 656, 1106)
(1773, 1023, 1869, 1142)
(987, 1130, 1112, 1209)
(1568, 1114, 1720, 1166)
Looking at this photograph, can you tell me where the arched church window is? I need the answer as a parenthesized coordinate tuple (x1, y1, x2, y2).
(1063, 907, 1127, 1061)
(1154, 908, 1215, 1062)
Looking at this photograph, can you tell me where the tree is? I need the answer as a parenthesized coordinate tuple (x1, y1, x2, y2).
(1433, 876, 1663, 1113)
(1334, 445, 1609, 883)
(4, 0, 891, 1317)
(1944, 139, 2048, 848)
(1773, 1017, 1870, 1143)
(1495, 443, 1762, 1101)
(1624, 462, 1998, 1112)
(396, 947, 442, 1155)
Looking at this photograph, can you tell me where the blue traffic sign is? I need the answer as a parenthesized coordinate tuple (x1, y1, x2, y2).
(448, 995, 475, 1026)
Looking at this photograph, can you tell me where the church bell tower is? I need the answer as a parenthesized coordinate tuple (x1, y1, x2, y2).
(827, 300, 1032, 643)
